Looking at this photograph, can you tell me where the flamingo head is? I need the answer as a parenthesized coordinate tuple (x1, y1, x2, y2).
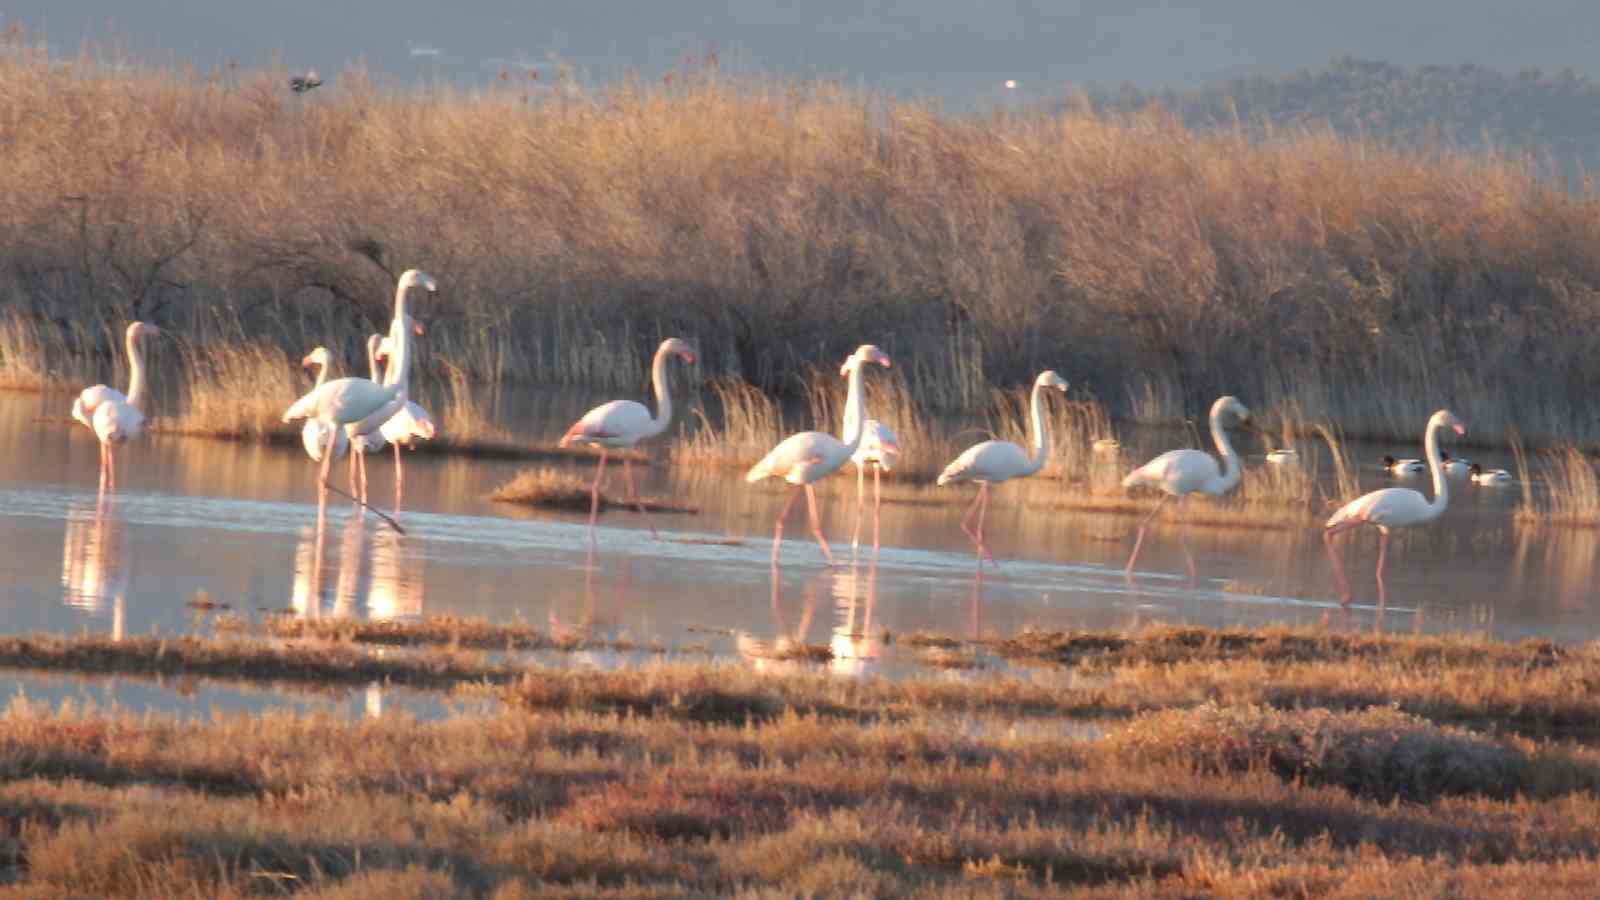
(399, 270, 439, 293)
(660, 337, 696, 365)
(127, 322, 161, 341)
(840, 344, 891, 377)
(1035, 370, 1069, 393)
(1432, 409, 1467, 437)
(1211, 395, 1250, 424)
(301, 347, 331, 369)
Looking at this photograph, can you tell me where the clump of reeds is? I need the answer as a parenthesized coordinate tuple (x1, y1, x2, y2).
(162, 341, 301, 439)
(1517, 446, 1600, 527)
(487, 465, 694, 514)
(672, 375, 785, 469)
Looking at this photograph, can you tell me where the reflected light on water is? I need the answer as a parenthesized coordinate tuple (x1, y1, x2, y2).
(61, 493, 129, 640)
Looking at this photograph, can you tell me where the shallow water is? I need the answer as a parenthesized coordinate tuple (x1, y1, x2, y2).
(2, 389, 1596, 715)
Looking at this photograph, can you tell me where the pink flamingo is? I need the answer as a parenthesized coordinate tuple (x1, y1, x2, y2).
(1325, 409, 1465, 609)
(936, 371, 1069, 564)
(377, 315, 435, 514)
(1120, 395, 1250, 582)
(72, 322, 161, 493)
(559, 338, 697, 537)
(746, 345, 892, 567)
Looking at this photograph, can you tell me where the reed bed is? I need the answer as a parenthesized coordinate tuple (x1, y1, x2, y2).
(1516, 446, 1600, 527)
(1, 32, 1600, 453)
(487, 465, 694, 515)
(0, 623, 1598, 895)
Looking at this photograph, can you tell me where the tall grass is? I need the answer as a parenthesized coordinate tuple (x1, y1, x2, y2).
(672, 375, 786, 469)
(1517, 446, 1600, 527)
(0, 31, 1596, 449)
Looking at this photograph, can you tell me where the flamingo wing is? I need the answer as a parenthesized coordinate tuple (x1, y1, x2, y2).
(853, 420, 900, 468)
(73, 385, 127, 429)
(1325, 487, 1432, 529)
(747, 431, 848, 485)
(560, 400, 652, 448)
(381, 400, 437, 445)
(937, 440, 1029, 486)
(92, 399, 145, 444)
(1122, 449, 1220, 495)
(302, 420, 348, 462)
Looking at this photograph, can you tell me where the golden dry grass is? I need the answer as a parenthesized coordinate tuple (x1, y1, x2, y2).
(486, 466, 694, 514)
(1517, 446, 1600, 527)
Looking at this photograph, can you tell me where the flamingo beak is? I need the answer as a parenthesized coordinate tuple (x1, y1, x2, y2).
(300, 355, 316, 368)
(412, 321, 426, 336)
(1453, 424, 1466, 436)
(681, 351, 697, 364)
(875, 352, 892, 368)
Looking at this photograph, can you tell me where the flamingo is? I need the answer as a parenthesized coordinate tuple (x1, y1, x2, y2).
(1470, 463, 1511, 486)
(72, 322, 161, 493)
(559, 337, 697, 537)
(1382, 455, 1426, 476)
(299, 347, 349, 465)
(1121, 395, 1251, 582)
(347, 334, 390, 504)
(284, 269, 436, 517)
(746, 344, 892, 567)
(1324, 410, 1466, 609)
(377, 315, 435, 513)
(838, 352, 901, 553)
(936, 371, 1070, 564)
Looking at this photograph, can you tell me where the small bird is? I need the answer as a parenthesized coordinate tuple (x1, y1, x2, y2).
(1265, 448, 1299, 465)
(1469, 463, 1511, 485)
(289, 70, 323, 93)
(1325, 410, 1466, 609)
(1382, 454, 1426, 476)
(1440, 451, 1473, 478)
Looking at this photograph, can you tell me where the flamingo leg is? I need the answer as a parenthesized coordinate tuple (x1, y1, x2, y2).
(97, 443, 109, 495)
(1124, 494, 1173, 576)
(107, 443, 117, 492)
(1177, 496, 1197, 586)
(872, 465, 883, 554)
(1375, 529, 1391, 611)
(805, 483, 836, 567)
(317, 437, 336, 520)
(771, 485, 803, 566)
(1323, 521, 1362, 606)
(588, 449, 609, 535)
(851, 464, 865, 555)
(621, 456, 658, 539)
(974, 483, 997, 567)
(393, 441, 404, 517)
(958, 488, 985, 552)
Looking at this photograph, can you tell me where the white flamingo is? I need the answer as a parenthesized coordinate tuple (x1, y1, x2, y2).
(559, 337, 697, 537)
(378, 315, 435, 513)
(347, 334, 390, 504)
(838, 351, 901, 553)
(72, 322, 160, 493)
(746, 344, 891, 567)
(1470, 463, 1511, 485)
(299, 347, 349, 465)
(284, 269, 436, 516)
(1324, 410, 1466, 609)
(1121, 395, 1250, 582)
(936, 371, 1069, 564)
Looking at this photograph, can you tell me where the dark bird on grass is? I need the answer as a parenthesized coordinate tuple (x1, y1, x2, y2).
(289, 71, 323, 94)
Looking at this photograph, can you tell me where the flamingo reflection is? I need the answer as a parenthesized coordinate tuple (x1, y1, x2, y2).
(61, 493, 129, 639)
(828, 560, 881, 678)
(291, 508, 424, 621)
(737, 566, 824, 672)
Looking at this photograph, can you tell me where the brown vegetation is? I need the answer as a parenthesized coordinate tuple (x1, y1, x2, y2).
(487, 466, 694, 514)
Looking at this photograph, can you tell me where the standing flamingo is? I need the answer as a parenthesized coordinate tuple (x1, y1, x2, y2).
(299, 347, 349, 465)
(72, 322, 161, 493)
(348, 334, 390, 504)
(838, 351, 901, 553)
(1121, 395, 1251, 582)
(378, 315, 435, 514)
(284, 269, 436, 518)
(1324, 410, 1466, 609)
(935, 371, 1069, 564)
(746, 345, 892, 567)
(559, 337, 697, 538)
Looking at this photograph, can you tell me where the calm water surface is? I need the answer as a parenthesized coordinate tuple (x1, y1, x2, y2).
(2, 388, 1597, 719)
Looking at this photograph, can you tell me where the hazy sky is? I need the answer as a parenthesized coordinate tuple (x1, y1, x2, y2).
(13, 2, 1600, 105)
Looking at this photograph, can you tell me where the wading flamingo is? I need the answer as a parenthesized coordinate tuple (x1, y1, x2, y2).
(299, 347, 349, 465)
(378, 315, 435, 514)
(746, 345, 892, 567)
(72, 322, 160, 493)
(839, 351, 901, 553)
(935, 371, 1069, 564)
(559, 337, 697, 538)
(285, 269, 436, 518)
(1121, 395, 1250, 583)
(348, 334, 389, 504)
(1470, 463, 1511, 485)
(1324, 410, 1466, 609)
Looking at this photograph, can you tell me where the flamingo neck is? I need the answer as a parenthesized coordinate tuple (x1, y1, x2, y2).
(1020, 380, 1051, 477)
(1209, 405, 1242, 494)
(384, 318, 412, 395)
(1422, 419, 1450, 517)
(311, 357, 329, 390)
(124, 328, 148, 412)
(840, 360, 868, 456)
(644, 342, 675, 438)
(367, 338, 385, 384)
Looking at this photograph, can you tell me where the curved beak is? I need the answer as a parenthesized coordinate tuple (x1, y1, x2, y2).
(1453, 424, 1467, 436)
(300, 354, 316, 368)
(412, 321, 426, 336)
(680, 350, 696, 364)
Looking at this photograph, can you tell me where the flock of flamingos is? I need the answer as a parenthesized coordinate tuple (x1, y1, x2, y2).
(69, 269, 1511, 611)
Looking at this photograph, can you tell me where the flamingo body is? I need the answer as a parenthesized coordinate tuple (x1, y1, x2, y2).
(381, 400, 437, 446)
(937, 439, 1033, 486)
(561, 399, 656, 449)
(1325, 487, 1437, 531)
(852, 420, 899, 470)
(73, 322, 159, 492)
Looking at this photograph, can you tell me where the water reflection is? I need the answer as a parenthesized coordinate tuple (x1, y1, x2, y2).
(61, 493, 129, 639)
(829, 561, 881, 677)
(290, 510, 426, 621)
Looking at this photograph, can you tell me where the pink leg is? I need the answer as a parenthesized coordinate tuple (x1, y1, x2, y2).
(771, 485, 803, 565)
(974, 483, 996, 567)
(851, 465, 866, 554)
(805, 484, 836, 567)
(958, 489, 985, 554)
(317, 440, 335, 520)
(1177, 497, 1197, 586)
(1375, 529, 1391, 611)
(107, 443, 117, 492)
(1323, 521, 1361, 606)
(872, 466, 883, 553)
(393, 442, 404, 517)
(1124, 494, 1172, 576)
(588, 449, 608, 534)
(622, 456, 658, 539)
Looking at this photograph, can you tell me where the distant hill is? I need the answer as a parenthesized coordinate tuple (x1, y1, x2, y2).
(1084, 57, 1600, 182)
